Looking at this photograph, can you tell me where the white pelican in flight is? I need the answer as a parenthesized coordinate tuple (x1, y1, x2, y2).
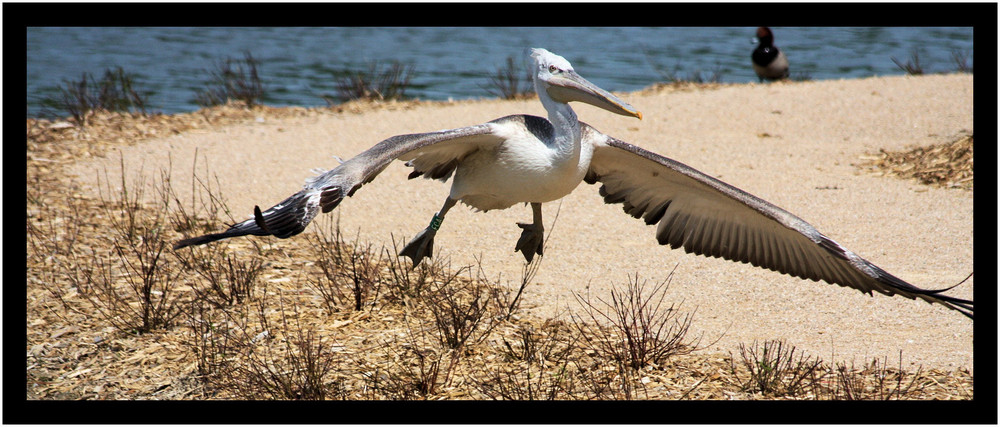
(175, 48, 972, 319)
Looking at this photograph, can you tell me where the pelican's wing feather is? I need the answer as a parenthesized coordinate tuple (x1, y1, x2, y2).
(585, 128, 972, 318)
(173, 120, 507, 249)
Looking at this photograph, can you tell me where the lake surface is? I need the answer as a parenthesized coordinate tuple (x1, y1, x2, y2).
(26, 27, 974, 118)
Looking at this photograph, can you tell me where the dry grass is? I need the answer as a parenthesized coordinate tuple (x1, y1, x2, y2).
(857, 133, 973, 190)
(25, 102, 975, 407)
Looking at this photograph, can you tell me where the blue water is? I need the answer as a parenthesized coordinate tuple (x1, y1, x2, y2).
(26, 27, 974, 118)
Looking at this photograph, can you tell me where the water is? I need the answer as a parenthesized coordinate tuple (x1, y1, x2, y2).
(26, 27, 974, 118)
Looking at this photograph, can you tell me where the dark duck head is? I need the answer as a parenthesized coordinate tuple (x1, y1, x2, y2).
(752, 26, 789, 82)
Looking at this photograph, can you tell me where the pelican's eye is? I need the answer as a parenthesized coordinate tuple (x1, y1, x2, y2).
(548, 65, 560, 73)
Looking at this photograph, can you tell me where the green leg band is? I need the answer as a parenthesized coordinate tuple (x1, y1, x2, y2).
(429, 214, 443, 231)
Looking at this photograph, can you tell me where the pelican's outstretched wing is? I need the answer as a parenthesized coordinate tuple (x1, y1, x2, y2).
(584, 127, 972, 319)
(173, 116, 531, 249)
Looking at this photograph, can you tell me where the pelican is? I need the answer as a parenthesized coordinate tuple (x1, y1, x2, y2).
(174, 48, 972, 319)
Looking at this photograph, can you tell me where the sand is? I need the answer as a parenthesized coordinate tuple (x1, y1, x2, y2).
(67, 74, 975, 370)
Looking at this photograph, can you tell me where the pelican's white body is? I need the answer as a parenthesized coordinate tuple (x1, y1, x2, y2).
(451, 120, 594, 211)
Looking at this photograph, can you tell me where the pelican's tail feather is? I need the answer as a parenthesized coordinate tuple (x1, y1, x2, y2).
(173, 189, 323, 249)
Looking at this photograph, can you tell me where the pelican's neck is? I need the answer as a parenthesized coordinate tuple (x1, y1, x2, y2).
(538, 91, 582, 153)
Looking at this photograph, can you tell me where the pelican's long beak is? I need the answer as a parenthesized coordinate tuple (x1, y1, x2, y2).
(545, 71, 642, 120)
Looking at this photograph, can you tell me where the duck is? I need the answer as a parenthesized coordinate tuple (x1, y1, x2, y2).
(752, 26, 790, 82)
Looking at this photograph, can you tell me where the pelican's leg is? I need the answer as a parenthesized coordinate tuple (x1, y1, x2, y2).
(514, 202, 545, 263)
(400, 197, 457, 266)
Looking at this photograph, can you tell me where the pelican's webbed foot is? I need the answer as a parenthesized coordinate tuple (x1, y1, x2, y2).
(400, 199, 455, 268)
(400, 228, 436, 266)
(514, 222, 544, 263)
(514, 202, 545, 263)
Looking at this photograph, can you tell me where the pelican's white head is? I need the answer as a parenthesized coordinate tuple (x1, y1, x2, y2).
(529, 48, 641, 120)
(530, 48, 574, 82)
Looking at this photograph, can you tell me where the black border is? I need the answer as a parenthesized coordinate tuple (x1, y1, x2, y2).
(10, 2, 997, 425)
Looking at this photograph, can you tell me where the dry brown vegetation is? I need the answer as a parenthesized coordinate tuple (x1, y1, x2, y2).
(857, 133, 974, 190)
(25, 102, 974, 406)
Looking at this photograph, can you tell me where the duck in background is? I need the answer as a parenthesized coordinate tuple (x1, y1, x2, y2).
(752, 26, 789, 82)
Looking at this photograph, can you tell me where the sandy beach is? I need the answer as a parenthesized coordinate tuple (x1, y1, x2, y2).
(65, 73, 974, 370)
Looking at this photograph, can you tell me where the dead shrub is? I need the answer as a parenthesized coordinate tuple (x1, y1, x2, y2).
(475, 321, 580, 400)
(305, 217, 384, 313)
(829, 352, 928, 400)
(420, 262, 504, 350)
(212, 292, 343, 400)
(69, 160, 185, 334)
(728, 339, 827, 398)
(572, 267, 696, 371)
(360, 315, 460, 399)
